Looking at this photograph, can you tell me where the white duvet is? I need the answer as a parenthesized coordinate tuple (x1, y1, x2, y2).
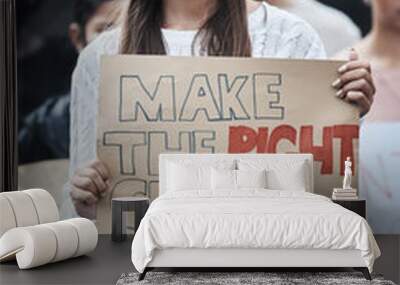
(131, 190, 380, 273)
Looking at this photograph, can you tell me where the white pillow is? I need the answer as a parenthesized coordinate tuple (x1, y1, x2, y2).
(211, 168, 236, 190)
(267, 162, 306, 191)
(236, 169, 267, 189)
(238, 159, 308, 191)
(166, 158, 236, 170)
(167, 162, 210, 191)
(211, 169, 267, 190)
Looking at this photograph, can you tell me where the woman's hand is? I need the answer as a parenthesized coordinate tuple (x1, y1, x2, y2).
(70, 160, 111, 219)
(332, 49, 375, 117)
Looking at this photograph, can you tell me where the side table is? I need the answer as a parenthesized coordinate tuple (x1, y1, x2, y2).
(112, 197, 150, 242)
(332, 199, 366, 218)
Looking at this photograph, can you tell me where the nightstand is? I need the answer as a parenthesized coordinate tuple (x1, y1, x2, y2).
(332, 199, 366, 218)
(112, 197, 150, 242)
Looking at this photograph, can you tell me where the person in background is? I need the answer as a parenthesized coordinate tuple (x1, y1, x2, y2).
(68, 0, 375, 219)
(344, 0, 400, 233)
(348, 0, 400, 122)
(267, 0, 362, 56)
(18, 0, 123, 164)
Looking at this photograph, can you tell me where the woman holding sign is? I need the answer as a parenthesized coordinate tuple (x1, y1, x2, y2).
(67, 0, 375, 218)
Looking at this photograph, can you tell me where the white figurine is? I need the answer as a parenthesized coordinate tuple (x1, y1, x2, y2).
(343, 157, 352, 190)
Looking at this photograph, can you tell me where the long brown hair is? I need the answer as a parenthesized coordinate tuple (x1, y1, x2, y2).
(120, 0, 251, 57)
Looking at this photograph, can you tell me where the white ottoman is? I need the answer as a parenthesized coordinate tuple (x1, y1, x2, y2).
(0, 189, 98, 269)
(0, 218, 98, 269)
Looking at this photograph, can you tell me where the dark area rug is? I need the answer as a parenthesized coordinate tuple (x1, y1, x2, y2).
(116, 272, 396, 285)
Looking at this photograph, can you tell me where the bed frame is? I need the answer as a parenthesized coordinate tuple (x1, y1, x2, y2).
(139, 154, 371, 281)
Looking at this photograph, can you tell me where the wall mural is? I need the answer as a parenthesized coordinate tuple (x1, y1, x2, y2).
(96, 56, 359, 233)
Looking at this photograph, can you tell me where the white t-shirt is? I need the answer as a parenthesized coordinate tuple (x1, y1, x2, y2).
(65, 3, 326, 215)
(282, 0, 361, 56)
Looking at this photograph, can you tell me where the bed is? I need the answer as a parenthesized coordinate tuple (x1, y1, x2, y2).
(131, 154, 380, 281)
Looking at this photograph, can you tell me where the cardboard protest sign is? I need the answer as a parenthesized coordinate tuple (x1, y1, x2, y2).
(96, 55, 359, 233)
